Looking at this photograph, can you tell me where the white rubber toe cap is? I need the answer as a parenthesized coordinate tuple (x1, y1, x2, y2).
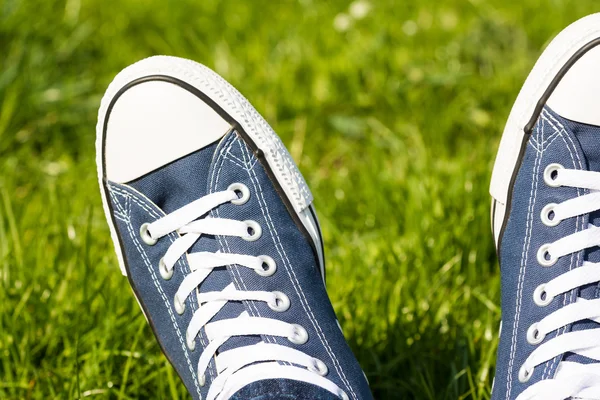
(104, 80, 231, 183)
(547, 44, 600, 127)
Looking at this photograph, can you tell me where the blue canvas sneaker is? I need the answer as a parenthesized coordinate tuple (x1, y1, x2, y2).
(96, 56, 373, 400)
(490, 14, 600, 400)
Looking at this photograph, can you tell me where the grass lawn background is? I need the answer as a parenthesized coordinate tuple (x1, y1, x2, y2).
(1, 0, 599, 398)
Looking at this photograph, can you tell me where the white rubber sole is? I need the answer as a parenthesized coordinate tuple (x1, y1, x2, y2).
(96, 56, 321, 276)
(490, 13, 600, 245)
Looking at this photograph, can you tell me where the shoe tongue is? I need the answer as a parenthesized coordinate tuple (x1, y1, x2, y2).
(551, 111, 600, 364)
(128, 134, 259, 356)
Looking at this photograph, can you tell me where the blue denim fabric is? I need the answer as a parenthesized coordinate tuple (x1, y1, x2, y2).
(106, 130, 372, 400)
(493, 106, 600, 399)
(230, 379, 339, 400)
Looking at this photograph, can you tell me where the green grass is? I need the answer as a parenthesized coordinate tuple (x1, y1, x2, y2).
(1, 0, 599, 398)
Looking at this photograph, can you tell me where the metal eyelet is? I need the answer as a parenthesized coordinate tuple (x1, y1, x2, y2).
(256, 255, 276, 277)
(288, 324, 309, 345)
(228, 183, 250, 205)
(243, 220, 262, 241)
(140, 223, 157, 246)
(537, 243, 557, 267)
(518, 365, 533, 383)
(174, 294, 185, 315)
(544, 163, 564, 187)
(198, 374, 206, 387)
(159, 258, 174, 280)
(540, 203, 560, 227)
(533, 284, 553, 307)
(308, 358, 329, 376)
(526, 323, 545, 345)
(268, 291, 290, 312)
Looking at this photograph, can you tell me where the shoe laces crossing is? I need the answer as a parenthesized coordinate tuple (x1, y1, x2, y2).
(139, 183, 347, 400)
(516, 165, 600, 400)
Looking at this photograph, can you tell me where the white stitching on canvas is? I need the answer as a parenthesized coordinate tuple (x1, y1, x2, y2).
(224, 156, 248, 170)
(214, 136, 237, 193)
(539, 110, 585, 378)
(541, 111, 583, 169)
(228, 138, 279, 345)
(506, 117, 543, 399)
(208, 134, 271, 344)
(222, 154, 259, 172)
(108, 189, 129, 221)
(118, 188, 203, 398)
(109, 186, 193, 276)
(109, 190, 127, 216)
(527, 141, 541, 154)
(113, 214, 128, 223)
(541, 130, 565, 152)
(237, 136, 358, 399)
(108, 183, 211, 386)
(224, 152, 258, 170)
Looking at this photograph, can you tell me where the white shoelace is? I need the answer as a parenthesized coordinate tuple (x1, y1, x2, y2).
(516, 164, 600, 400)
(139, 183, 346, 400)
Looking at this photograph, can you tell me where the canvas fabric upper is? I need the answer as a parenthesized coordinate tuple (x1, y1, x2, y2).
(493, 106, 600, 399)
(105, 130, 372, 400)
